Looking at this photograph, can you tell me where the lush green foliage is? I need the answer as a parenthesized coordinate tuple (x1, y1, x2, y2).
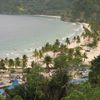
(0, 0, 99, 25)
(7, 62, 69, 100)
(0, 0, 73, 15)
(0, 1, 100, 99)
(89, 56, 100, 86)
(62, 83, 100, 100)
(13, 95, 23, 100)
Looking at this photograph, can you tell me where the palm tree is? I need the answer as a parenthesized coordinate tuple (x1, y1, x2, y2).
(52, 39, 60, 55)
(22, 55, 28, 69)
(76, 36, 80, 44)
(8, 59, 15, 78)
(47, 68, 69, 100)
(39, 50, 43, 59)
(31, 61, 35, 68)
(4, 57, 8, 66)
(22, 55, 28, 81)
(81, 32, 86, 39)
(52, 44, 59, 57)
(15, 57, 21, 68)
(54, 53, 68, 69)
(73, 47, 83, 67)
(0, 59, 6, 79)
(44, 55, 52, 72)
(73, 36, 76, 41)
(54, 39, 60, 46)
(65, 37, 70, 45)
(74, 47, 82, 58)
(8, 59, 15, 68)
(83, 26, 93, 42)
(33, 49, 39, 61)
(41, 46, 45, 53)
(60, 44, 67, 53)
(68, 48, 74, 60)
(0, 59, 5, 69)
(89, 55, 100, 86)
(44, 42, 52, 52)
(83, 52, 88, 61)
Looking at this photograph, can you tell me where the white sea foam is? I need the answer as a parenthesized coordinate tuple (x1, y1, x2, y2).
(72, 23, 76, 25)
(33, 15, 61, 19)
(62, 37, 66, 41)
(11, 52, 14, 55)
(75, 28, 80, 32)
(6, 53, 10, 56)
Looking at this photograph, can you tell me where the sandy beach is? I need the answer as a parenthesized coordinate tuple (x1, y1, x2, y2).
(68, 23, 100, 64)
(26, 23, 99, 67)
(0, 22, 99, 88)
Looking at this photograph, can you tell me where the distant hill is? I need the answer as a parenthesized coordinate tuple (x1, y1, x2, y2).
(72, 0, 100, 23)
(0, 0, 73, 15)
(0, 0, 99, 24)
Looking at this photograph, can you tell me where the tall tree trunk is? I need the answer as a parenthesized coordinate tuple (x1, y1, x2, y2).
(46, 63, 50, 73)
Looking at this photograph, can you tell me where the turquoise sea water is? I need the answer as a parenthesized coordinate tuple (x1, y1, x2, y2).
(0, 15, 83, 58)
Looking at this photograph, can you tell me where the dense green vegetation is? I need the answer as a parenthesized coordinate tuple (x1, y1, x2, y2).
(0, 29, 100, 99)
(1, 55, 99, 100)
(0, 0, 74, 15)
(0, 0, 99, 24)
(0, 0, 100, 99)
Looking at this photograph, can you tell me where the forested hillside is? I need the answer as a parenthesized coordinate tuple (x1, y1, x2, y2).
(0, 0, 99, 24)
(0, 0, 73, 15)
(72, 0, 100, 25)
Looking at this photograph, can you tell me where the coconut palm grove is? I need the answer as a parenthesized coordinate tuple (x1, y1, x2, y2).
(0, 0, 100, 100)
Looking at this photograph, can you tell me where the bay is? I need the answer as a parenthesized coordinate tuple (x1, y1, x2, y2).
(0, 15, 83, 58)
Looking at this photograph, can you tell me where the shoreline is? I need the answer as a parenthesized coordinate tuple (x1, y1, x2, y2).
(33, 15, 61, 19)
(0, 19, 99, 88)
(0, 14, 61, 19)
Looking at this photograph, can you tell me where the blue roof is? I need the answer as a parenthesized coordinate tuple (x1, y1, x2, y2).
(0, 89, 5, 95)
(12, 79, 19, 86)
(7, 85, 14, 90)
(7, 79, 19, 90)
(0, 79, 19, 94)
